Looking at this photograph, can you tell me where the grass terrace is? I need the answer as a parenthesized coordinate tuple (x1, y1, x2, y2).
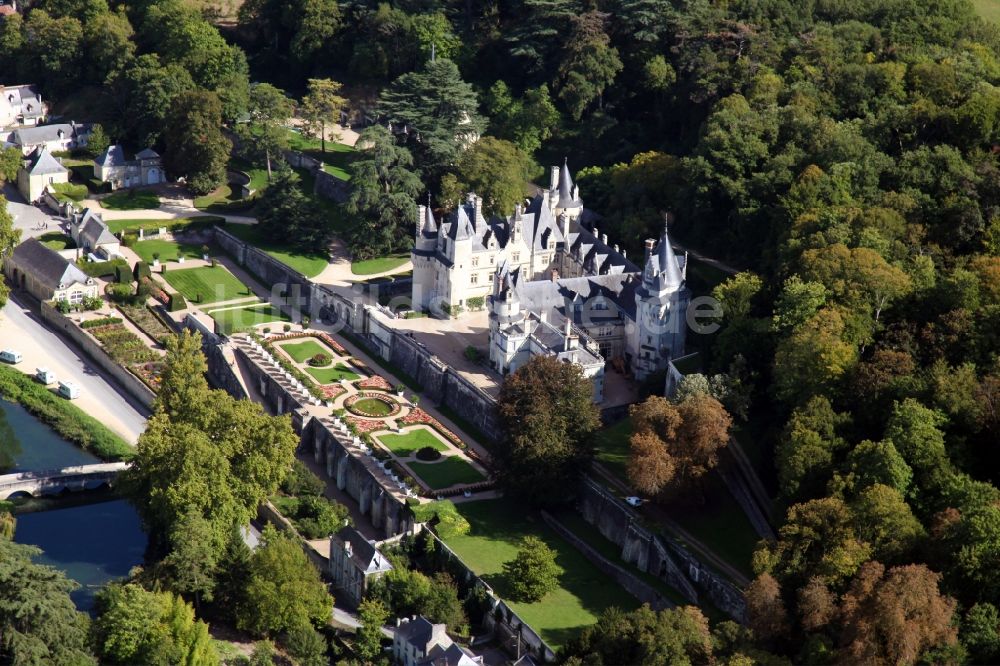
(193, 183, 239, 210)
(278, 339, 331, 363)
(222, 223, 329, 279)
(593, 417, 631, 479)
(304, 364, 360, 384)
(442, 499, 640, 648)
(162, 265, 252, 304)
(49, 182, 88, 202)
(38, 232, 75, 251)
(101, 189, 161, 210)
(106, 216, 223, 234)
(210, 304, 291, 335)
(132, 239, 204, 264)
(408, 457, 484, 490)
(351, 254, 410, 276)
(378, 429, 450, 457)
(286, 129, 354, 180)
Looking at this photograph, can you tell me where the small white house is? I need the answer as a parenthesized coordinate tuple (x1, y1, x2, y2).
(94, 145, 164, 190)
(16, 146, 68, 203)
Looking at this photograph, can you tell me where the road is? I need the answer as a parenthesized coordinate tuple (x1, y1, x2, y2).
(0, 294, 148, 443)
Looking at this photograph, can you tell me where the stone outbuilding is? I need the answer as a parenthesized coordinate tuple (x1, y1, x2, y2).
(16, 146, 68, 203)
(3, 238, 97, 304)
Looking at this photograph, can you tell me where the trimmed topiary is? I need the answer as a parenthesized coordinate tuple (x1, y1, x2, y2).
(415, 446, 442, 462)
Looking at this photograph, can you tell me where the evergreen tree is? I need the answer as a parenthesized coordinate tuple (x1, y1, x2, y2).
(255, 165, 330, 252)
(163, 90, 231, 194)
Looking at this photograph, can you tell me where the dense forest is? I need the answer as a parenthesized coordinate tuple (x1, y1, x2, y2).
(2, 0, 1000, 662)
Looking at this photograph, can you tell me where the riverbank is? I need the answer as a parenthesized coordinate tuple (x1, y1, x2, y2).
(0, 365, 133, 462)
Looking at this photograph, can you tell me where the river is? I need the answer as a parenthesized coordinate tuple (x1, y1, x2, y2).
(1, 399, 147, 611)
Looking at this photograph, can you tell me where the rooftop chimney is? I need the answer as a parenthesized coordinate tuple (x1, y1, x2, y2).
(601, 233, 608, 245)
(644, 238, 656, 261)
(551, 268, 559, 282)
(564, 318, 578, 351)
(550, 166, 560, 192)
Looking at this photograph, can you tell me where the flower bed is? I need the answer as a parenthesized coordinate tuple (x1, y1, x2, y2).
(357, 374, 393, 391)
(345, 392, 400, 417)
(132, 361, 165, 392)
(320, 383, 347, 400)
(344, 416, 386, 434)
(265, 330, 348, 355)
(89, 324, 158, 364)
(400, 408, 464, 448)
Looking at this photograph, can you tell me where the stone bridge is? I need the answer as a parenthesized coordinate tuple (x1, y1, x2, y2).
(0, 463, 130, 500)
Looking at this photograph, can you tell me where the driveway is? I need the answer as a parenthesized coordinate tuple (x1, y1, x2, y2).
(3, 184, 62, 241)
(0, 294, 149, 444)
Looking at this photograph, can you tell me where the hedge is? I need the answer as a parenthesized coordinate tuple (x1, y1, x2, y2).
(78, 258, 128, 278)
(114, 264, 132, 284)
(168, 292, 187, 312)
(133, 261, 151, 281)
(80, 316, 123, 329)
(408, 499, 470, 538)
(0, 365, 133, 461)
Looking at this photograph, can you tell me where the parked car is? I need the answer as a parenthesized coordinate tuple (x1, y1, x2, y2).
(0, 349, 23, 364)
(625, 496, 644, 507)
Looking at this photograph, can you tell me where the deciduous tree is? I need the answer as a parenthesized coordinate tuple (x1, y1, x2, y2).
(442, 137, 533, 217)
(163, 90, 231, 194)
(495, 355, 600, 505)
(503, 536, 560, 602)
(300, 78, 346, 154)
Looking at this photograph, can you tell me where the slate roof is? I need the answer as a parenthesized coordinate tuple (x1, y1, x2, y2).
(556, 159, 582, 209)
(24, 147, 67, 176)
(78, 211, 116, 249)
(96, 145, 126, 168)
(396, 616, 436, 649)
(134, 147, 159, 160)
(645, 227, 683, 291)
(12, 122, 86, 146)
(334, 526, 391, 574)
(418, 642, 481, 666)
(10, 238, 90, 291)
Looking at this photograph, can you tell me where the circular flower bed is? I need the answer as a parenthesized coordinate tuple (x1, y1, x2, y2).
(345, 393, 400, 418)
(308, 352, 332, 367)
(415, 446, 442, 462)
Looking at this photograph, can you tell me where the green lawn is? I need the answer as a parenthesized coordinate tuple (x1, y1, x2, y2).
(222, 223, 329, 279)
(278, 339, 331, 363)
(443, 499, 641, 648)
(973, 0, 1000, 23)
(101, 189, 161, 210)
(106, 216, 223, 234)
(377, 428, 450, 457)
(352, 397, 394, 416)
(286, 129, 354, 180)
(49, 181, 88, 202)
(38, 232, 75, 251)
(351, 254, 410, 276)
(408, 456, 485, 490)
(193, 183, 237, 210)
(162, 265, 251, 304)
(133, 239, 204, 264)
(211, 304, 291, 335)
(230, 159, 269, 192)
(304, 364, 360, 384)
(593, 417, 632, 480)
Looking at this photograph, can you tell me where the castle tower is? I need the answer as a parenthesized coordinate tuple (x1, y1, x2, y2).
(631, 216, 689, 380)
(411, 199, 438, 311)
(551, 159, 583, 222)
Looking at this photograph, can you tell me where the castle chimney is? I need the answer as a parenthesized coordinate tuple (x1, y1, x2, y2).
(601, 233, 608, 245)
(551, 268, 559, 282)
(564, 319, 579, 350)
(417, 204, 426, 236)
(550, 166, 560, 192)
(593, 225, 599, 238)
(644, 238, 656, 261)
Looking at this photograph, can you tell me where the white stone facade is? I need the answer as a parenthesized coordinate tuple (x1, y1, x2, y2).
(411, 162, 691, 400)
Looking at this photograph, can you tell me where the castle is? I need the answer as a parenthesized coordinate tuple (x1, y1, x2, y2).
(411, 162, 690, 402)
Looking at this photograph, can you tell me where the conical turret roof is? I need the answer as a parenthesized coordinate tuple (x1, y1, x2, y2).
(645, 221, 683, 291)
(557, 158, 581, 208)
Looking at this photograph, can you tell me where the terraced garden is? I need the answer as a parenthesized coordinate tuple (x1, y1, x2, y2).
(162, 265, 252, 304)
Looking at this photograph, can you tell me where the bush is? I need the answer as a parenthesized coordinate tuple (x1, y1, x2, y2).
(294, 496, 350, 539)
(78, 258, 127, 278)
(415, 446, 442, 462)
(133, 261, 151, 281)
(82, 295, 103, 311)
(81, 316, 123, 329)
(308, 353, 331, 367)
(107, 283, 133, 303)
(168, 292, 187, 312)
(283, 324, 292, 332)
(280, 460, 326, 497)
(467, 296, 485, 311)
(301, 315, 310, 329)
(55, 299, 72, 314)
(409, 500, 470, 538)
(464, 346, 482, 362)
(0, 364, 133, 461)
(120, 232, 137, 247)
(113, 264, 131, 284)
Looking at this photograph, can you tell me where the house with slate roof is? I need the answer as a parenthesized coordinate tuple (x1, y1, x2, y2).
(94, 145, 164, 190)
(3, 238, 98, 304)
(329, 526, 393, 607)
(7, 122, 92, 155)
(69, 208, 120, 258)
(393, 615, 482, 666)
(412, 160, 690, 400)
(16, 146, 69, 202)
(0, 83, 46, 129)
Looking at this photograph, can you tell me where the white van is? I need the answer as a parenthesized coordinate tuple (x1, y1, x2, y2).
(58, 381, 80, 399)
(0, 349, 22, 364)
(36, 368, 56, 385)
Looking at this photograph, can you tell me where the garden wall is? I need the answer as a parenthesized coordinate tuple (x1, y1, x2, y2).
(577, 476, 746, 622)
(188, 319, 249, 400)
(425, 530, 557, 663)
(40, 301, 156, 409)
(212, 226, 313, 313)
(284, 150, 352, 204)
(300, 417, 412, 539)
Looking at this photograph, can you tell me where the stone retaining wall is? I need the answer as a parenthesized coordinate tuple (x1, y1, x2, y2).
(40, 301, 156, 409)
(213, 226, 313, 313)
